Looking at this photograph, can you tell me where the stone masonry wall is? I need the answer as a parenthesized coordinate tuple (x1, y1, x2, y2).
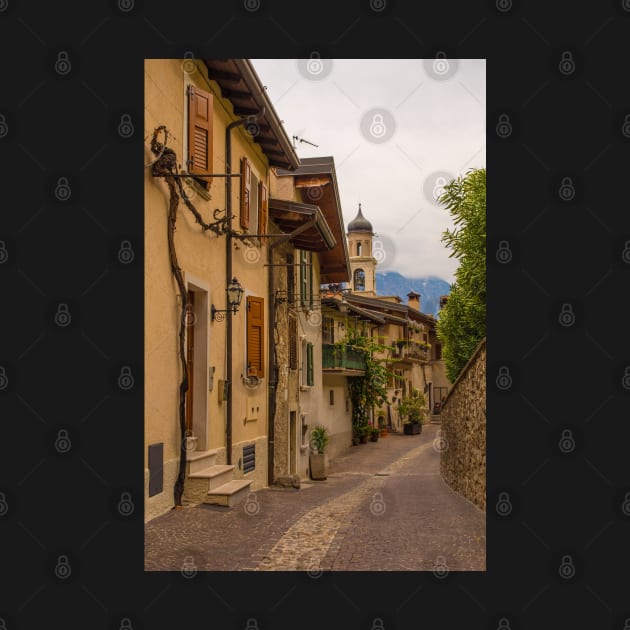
(439, 339, 486, 510)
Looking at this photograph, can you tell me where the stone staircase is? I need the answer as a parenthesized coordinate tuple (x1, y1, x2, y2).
(183, 449, 252, 507)
(430, 414, 442, 424)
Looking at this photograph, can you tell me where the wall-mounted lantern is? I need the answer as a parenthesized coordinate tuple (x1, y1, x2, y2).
(211, 277, 244, 322)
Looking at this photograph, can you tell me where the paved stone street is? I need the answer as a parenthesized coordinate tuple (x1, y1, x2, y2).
(144, 424, 486, 572)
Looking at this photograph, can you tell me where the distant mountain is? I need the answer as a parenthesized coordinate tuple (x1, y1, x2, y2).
(375, 271, 451, 317)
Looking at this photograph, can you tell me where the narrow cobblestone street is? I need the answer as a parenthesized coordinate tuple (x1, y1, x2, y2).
(144, 424, 486, 571)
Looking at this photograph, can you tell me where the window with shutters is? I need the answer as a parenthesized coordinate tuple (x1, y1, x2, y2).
(286, 254, 295, 303)
(289, 314, 297, 370)
(322, 317, 334, 344)
(249, 172, 259, 236)
(187, 85, 213, 184)
(301, 339, 314, 388)
(258, 180, 268, 236)
(240, 157, 251, 230)
(300, 250, 313, 307)
(246, 296, 264, 377)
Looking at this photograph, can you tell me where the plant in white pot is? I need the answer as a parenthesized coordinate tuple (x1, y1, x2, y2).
(309, 425, 329, 480)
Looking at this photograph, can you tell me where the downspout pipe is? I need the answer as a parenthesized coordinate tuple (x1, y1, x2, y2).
(224, 108, 265, 465)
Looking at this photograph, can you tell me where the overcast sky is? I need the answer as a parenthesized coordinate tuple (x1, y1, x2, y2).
(250, 58, 485, 285)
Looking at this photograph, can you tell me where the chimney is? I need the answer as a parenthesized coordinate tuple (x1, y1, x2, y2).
(439, 295, 449, 310)
(407, 291, 421, 312)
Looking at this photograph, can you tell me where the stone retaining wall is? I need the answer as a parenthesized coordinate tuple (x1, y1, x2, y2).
(439, 338, 486, 510)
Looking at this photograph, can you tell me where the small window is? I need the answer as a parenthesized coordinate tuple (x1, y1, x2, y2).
(286, 254, 295, 303)
(246, 296, 264, 377)
(301, 340, 314, 387)
(329, 390, 335, 405)
(357, 242, 362, 256)
(300, 250, 313, 306)
(354, 268, 365, 291)
(289, 314, 297, 370)
(187, 85, 213, 183)
(322, 317, 335, 344)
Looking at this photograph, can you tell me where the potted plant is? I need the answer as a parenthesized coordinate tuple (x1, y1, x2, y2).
(370, 426, 380, 442)
(399, 392, 425, 435)
(356, 424, 369, 444)
(309, 425, 329, 480)
(377, 414, 388, 437)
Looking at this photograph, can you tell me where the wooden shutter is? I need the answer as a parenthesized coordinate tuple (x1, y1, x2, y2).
(258, 181, 268, 235)
(187, 86, 213, 180)
(247, 296, 264, 377)
(307, 342, 314, 386)
(300, 250, 307, 306)
(240, 157, 251, 229)
(289, 314, 297, 369)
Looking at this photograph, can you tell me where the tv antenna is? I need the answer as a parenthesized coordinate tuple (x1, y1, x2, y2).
(292, 135, 319, 149)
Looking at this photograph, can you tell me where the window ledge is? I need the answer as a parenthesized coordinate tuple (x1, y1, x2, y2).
(300, 385, 312, 392)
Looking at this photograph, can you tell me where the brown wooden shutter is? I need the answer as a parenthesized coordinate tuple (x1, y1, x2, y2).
(258, 181, 268, 235)
(246, 296, 264, 377)
(187, 86, 213, 180)
(240, 157, 251, 229)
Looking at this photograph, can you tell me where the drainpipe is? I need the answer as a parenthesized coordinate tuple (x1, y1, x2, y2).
(224, 109, 265, 465)
(266, 239, 276, 486)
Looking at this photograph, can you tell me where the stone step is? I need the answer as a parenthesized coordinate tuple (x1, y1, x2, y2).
(204, 479, 253, 507)
(186, 449, 220, 474)
(188, 464, 235, 491)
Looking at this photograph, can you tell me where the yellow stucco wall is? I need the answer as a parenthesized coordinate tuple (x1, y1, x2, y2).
(144, 59, 272, 521)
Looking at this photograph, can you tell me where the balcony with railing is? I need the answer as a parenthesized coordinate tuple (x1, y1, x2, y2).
(322, 343, 367, 374)
(404, 342, 430, 362)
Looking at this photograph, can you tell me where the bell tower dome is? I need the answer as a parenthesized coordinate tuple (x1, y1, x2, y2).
(347, 204, 377, 296)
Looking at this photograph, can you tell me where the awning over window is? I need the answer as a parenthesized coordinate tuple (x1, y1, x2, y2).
(268, 198, 336, 251)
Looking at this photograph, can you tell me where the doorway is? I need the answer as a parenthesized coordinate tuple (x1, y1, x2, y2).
(185, 290, 195, 436)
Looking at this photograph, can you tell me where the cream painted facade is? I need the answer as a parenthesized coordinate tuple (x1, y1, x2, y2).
(144, 59, 297, 521)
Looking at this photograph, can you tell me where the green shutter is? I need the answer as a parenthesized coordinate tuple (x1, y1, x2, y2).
(307, 342, 314, 386)
(308, 252, 313, 307)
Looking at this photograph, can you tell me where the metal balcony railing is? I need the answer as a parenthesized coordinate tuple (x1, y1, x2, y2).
(322, 344, 367, 371)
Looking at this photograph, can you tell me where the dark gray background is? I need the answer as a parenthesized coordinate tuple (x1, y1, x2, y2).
(1, 0, 629, 628)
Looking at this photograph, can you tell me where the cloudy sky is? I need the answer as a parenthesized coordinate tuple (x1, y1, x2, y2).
(250, 58, 485, 285)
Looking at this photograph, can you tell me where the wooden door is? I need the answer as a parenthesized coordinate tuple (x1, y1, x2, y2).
(185, 290, 195, 435)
